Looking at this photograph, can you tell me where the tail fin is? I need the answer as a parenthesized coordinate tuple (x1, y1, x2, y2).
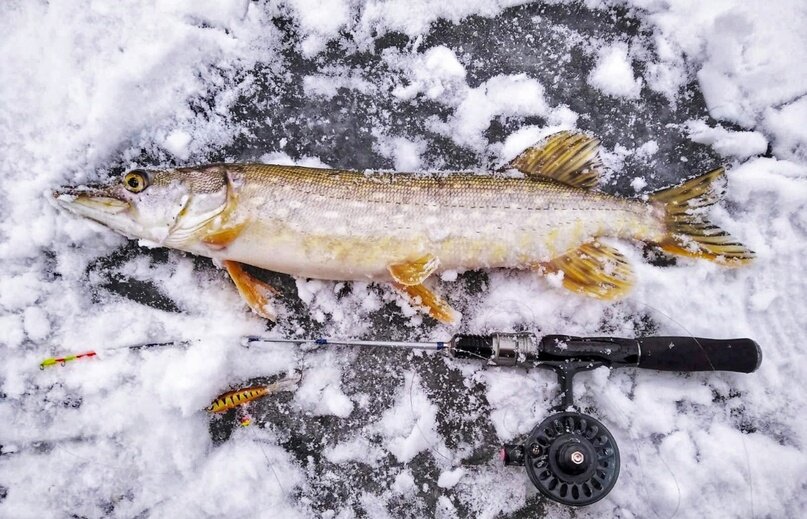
(650, 167, 754, 265)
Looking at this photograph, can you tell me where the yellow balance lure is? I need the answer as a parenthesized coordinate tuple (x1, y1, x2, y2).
(206, 374, 300, 425)
(54, 131, 754, 324)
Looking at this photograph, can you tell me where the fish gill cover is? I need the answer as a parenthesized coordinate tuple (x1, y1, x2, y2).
(1, 0, 806, 517)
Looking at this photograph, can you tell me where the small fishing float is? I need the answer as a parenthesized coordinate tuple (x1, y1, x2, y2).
(39, 341, 186, 369)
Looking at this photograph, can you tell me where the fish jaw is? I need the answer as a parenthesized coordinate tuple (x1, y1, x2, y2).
(52, 184, 145, 240)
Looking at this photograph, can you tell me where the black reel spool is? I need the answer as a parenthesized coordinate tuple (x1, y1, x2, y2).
(523, 411, 619, 506)
(501, 358, 621, 506)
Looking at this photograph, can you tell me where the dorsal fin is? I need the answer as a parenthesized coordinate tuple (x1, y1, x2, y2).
(509, 131, 603, 189)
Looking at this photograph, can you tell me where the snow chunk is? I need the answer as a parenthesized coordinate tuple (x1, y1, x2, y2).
(630, 177, 648, 192)
(686, 120, 768, 159)
(23, 306, 50, 342)
(163, 129, 193, 160)
(437, 467, 466, 488)
(450, 74, 549, 148)
(393, 470, 417, 495)
(287, 0, 351, 56)
(375, 136, 427, 171)
(0, 314, 25, 349)
(636, 139, 659, 159)
(588, 44, 643, 99)
(295, 361, 354, 418)
(392, 46, 467, 102)
(323, 436, 384, 465)
(440, 270, 458, 282)
(765, 96, 807, 162)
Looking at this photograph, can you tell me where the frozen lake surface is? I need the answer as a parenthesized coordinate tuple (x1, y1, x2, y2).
(1, 1, 806, 517)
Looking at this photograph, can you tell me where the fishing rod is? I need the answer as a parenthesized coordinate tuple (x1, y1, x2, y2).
(245, 332, 762, 506)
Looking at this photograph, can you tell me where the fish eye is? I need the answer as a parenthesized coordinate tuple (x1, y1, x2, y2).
(123, 170, 148, 193)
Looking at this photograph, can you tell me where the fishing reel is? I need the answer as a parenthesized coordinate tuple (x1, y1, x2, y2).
(447, 333, 763, 506)
(500, 359, 620, 506)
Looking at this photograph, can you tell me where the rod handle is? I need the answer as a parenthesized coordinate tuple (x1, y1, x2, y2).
(637, 337, 762, 373)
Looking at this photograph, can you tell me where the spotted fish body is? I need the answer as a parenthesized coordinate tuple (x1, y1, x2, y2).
(54, 131, 753, 323)
(192, 165, 666, 282)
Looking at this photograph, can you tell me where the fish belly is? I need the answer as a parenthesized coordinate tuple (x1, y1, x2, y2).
(213, 167, 664, 281)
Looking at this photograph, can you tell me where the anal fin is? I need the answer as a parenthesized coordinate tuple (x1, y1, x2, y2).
(394, 282, 460, 325)
(545, 242, 634, 300)
(223, 260, 279, 320)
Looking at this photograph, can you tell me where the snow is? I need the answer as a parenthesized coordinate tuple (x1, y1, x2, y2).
(323, 436, 384, 465)
(437, 467, 466, 488)
(392, 470, 416, 494)
(2, 0, 807, 517)
(686, 120, 768, 159)
(163, 129, 194, 160)
(588, 44, 643, 99)
(374, 372, 446, 464)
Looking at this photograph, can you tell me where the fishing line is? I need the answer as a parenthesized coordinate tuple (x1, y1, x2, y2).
(247, 427, 286, 495)
(241, 339, 312, 495)
(633, 298, 716, 371)
(633, 297, 757, 518)
(407, 371, 452, 463)
(600, 384, 682, 519)
(35, 312, 759, 510)
(623, 299, 704, 518)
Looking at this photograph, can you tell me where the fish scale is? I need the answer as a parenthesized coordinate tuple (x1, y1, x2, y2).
(220, 164, 660, 281)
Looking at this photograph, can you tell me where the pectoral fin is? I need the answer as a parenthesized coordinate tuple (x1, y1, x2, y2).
(388, 253, 440, 286)
(223, 260, 279, 320)
(394, 282, 460, 325)
(202, 221, 249, 249)
(545, 242, 634, 300)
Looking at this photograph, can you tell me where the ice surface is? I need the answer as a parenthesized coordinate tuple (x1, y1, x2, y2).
(2, 0, 807, 517)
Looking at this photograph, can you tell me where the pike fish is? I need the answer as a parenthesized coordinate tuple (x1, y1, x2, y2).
(54, 131, 753, 324)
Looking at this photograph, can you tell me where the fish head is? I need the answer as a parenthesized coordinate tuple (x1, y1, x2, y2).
(53, 165, 232, 246)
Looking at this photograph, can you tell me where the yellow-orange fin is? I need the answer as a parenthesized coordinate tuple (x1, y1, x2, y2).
(202, 221, 248, 249)
(394, 282, 460, 325)
(509, 131, 602, 189)
(650, 167, 754, 265)
(388, 253, 440, 286)
(546, 242, 634, 300)
(223, 260, 279, 320)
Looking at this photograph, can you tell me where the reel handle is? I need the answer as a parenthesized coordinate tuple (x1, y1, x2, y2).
(636, 336, 762, 374)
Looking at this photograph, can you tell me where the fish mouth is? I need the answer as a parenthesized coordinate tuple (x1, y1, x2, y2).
(51, 185, 135, 237)
(52, 186, 130, 216)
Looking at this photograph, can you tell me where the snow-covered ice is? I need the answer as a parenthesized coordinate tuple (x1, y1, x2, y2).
(2, 0, 807, 517)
